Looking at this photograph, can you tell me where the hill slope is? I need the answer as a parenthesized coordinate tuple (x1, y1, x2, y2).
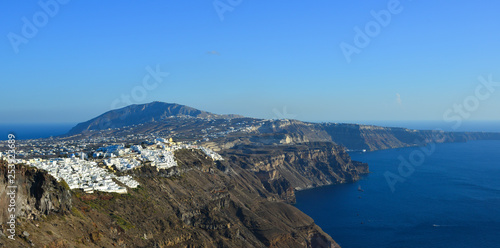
(68, 102, 240, 135)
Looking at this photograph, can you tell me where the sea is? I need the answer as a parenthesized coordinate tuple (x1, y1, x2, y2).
(295, 140, 500, 248)
(0, 123, 75, 140)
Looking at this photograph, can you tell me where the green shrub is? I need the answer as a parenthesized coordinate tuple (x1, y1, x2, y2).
(71, 207, 84, 219)
(59, 179, 70, 190)
(110, 213, 134, 230)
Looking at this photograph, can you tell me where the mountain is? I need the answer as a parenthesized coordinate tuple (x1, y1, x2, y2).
(68, 102, 241, 135)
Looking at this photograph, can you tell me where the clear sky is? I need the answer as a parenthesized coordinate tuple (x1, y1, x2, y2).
(1, 0, 500, 124)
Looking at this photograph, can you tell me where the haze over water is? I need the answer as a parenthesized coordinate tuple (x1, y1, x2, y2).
(295, 140, 500, 248)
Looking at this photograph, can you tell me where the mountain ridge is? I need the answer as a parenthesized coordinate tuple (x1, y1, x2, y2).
(68, 102, 242, 135)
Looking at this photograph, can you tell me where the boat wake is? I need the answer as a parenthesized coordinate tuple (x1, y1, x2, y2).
(432, 224, 455, 227)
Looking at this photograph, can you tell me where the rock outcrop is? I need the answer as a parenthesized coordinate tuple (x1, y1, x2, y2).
(245, 119, 500, 151)
(0, 161, 72, 222)
(321, 123, 500, 151)
(222, 142, 368, 203)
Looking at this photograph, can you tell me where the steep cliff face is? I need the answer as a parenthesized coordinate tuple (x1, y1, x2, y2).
(222, 142, 369, 202)
(0, 150, 339, 248)
(0, 161, 72, 246)
(251, 120, 500, 151)
(0, 161, 72, 223)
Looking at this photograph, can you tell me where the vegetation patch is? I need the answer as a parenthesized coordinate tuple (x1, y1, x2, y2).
(71, 207, 85, 219)
(110, 213, 134, 231)
(59, 179, 70, 190)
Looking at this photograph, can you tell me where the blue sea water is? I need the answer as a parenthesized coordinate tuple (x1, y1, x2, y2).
(0, 123, 75, 140)
(295, 140, 500, 248)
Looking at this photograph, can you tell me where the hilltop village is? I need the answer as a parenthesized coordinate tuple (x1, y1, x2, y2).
(1, 137, 223, 194)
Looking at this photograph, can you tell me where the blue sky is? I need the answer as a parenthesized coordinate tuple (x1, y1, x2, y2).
(1, 0, 500, 124)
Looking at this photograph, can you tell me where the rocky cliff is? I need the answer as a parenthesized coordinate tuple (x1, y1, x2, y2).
(0, 149, 340, 248)
(222, 142, 368, 203)
(0, 160, 72, 246)
(0, 161, 72, 222)
(247, 119, 500, 151)
(321, 123, 500, 151)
